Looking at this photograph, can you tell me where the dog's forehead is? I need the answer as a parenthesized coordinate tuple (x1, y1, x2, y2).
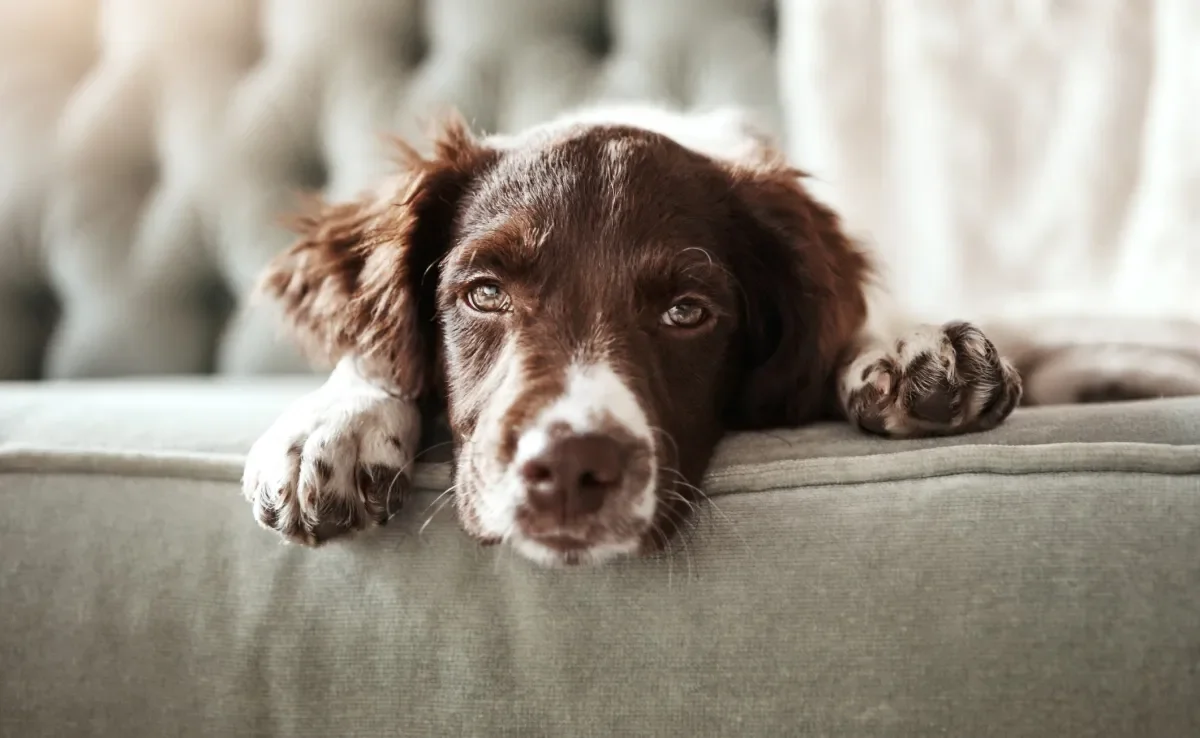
(449, 130, 684, 265)
(458, 119, 755, 250)
(446, 110, 775, 279)
(468, 124, 681, 215)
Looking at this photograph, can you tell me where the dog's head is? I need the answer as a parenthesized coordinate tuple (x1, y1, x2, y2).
(262, 108, 869, 566)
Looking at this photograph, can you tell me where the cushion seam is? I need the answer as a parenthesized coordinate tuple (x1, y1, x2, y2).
(2, 443, 1197, 495)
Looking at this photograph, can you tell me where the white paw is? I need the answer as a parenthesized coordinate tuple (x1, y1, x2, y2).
(242, 383, 421, 545)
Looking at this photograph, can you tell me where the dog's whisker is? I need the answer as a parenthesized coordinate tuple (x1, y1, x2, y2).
(411, 439, 458, 463)
(662, 486, 701, 516)
(419, 485, 458, 537)
(653, 506, 695, 585)
(659, 467, 750, 556)
(649, 425, 681, 467)
(493, 523, 519, 575)
(421, 484, 458, 515)
(679, 246, 715, 268)
(381, 467, 406, 521)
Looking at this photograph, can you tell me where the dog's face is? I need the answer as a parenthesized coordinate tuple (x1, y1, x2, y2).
(439, 127, 746, 565)
(263, 110, 868, 566)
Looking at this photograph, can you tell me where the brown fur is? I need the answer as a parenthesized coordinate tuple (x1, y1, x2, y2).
(721, 159, 871, 429)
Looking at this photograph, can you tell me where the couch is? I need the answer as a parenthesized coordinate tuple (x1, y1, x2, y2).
(2, 2, 1198, 736)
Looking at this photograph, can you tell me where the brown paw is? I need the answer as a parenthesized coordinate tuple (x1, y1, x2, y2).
(242, 390, 420, 545)
(841, 322, 1022, 438)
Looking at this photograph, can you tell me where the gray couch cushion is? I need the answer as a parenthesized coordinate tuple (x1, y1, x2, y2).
(1, 382, 1198, 736)
(2, 379, 1198, 485)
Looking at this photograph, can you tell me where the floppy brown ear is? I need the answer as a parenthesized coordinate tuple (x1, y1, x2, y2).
(259, 116, 495, 398)
(725, 162, 872, 429)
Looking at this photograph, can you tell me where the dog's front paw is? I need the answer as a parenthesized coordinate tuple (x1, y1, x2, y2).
(242, 386, 421, 545)
(841, 322, 1022, 438)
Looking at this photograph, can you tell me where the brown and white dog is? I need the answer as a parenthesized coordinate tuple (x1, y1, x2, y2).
(241, 105, 1029, 567)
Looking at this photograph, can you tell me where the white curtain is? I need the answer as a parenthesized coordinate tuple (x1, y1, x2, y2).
(778, 0, 1199, 330)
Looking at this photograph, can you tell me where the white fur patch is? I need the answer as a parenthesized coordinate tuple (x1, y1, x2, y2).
(516, 362, 653, 458)
(468, 338, 528, 539)
(242, 356, 421, 542)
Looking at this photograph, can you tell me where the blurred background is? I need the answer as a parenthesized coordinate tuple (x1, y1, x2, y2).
(1, 0, 1196, 381)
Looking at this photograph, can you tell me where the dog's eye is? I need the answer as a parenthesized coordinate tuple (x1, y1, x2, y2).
(661, 301, 710, 329)
(465, 283, 511, 313)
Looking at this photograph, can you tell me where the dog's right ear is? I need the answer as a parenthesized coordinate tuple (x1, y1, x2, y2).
(259, 115, 496, 399)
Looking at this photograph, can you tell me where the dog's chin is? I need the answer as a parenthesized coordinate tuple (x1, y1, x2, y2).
(456, 457, 661, 568)
(510, 534, 644, 568)
(504, 489, 659, 567)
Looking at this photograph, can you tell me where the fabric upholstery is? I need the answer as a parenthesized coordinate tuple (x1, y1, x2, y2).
(0, 0, 779, 380)
(3, 379, 1200, 477)
(2, 382, 1199, 736)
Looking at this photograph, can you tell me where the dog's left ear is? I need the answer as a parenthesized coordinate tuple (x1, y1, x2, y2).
(258, 115, 496, 398)
(724, 162, 872, 429)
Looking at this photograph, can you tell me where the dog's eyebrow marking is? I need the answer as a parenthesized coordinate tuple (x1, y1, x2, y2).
(634, 246, 730, 294)
(455, 240, 540, 280)
(452, 213, 551, 280)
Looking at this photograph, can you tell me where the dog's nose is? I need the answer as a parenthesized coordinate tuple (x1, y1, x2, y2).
(519, 433, 627, 519)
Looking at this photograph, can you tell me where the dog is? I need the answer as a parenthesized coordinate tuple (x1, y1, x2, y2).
(240, 104, 1031, 567)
